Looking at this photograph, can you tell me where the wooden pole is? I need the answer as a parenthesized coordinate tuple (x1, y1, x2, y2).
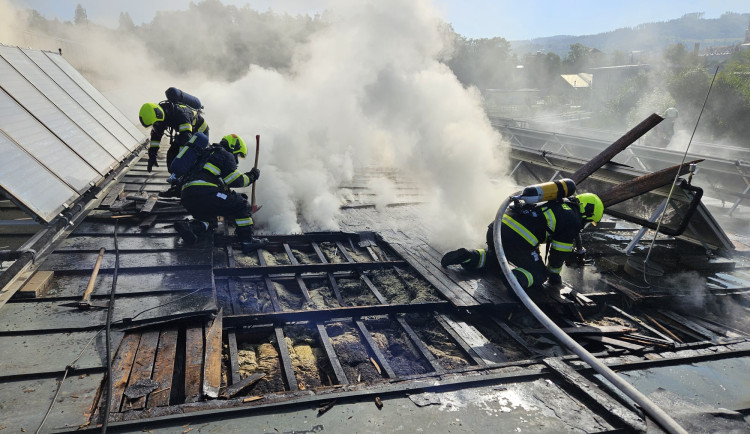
(79, 247, 105, 307)
(600, 160, 703, 208)
(570, 113, 664, 184)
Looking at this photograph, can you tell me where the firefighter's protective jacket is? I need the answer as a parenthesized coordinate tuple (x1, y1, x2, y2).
(501, 200, 585, 277)
(149, 102, 208, 151)
(180, 146, 252, 192)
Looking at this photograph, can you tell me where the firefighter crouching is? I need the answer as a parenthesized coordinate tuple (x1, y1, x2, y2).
(172, 132, 268, 254)
(441, 180, 603, 294)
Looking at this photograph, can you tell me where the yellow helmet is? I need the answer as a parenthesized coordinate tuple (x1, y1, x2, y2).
(139, 102, 164, 127)
(220, 134, 247, 158)
(576, 193, 604, 224)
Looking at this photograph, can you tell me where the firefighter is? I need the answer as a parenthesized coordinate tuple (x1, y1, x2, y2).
(441, 193, 603, 292)
(173, 133, 268, 254)
(138, 101, 209, 196)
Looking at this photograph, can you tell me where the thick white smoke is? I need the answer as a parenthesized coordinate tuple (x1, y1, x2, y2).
(194, 0, 512, 248)
(2, 0, 515, 249)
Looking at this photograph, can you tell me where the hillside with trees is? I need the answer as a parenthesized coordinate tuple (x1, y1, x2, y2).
(511, 12, 750, 57)
(10, 3, 750, 146)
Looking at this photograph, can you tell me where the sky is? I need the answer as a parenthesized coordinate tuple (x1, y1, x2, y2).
(9, 0, 750, 40)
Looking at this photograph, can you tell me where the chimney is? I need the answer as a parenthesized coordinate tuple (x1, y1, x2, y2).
(693, 42, 700, 55)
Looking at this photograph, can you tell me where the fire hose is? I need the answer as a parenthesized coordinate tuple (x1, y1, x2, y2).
(492, 194, 687, 434)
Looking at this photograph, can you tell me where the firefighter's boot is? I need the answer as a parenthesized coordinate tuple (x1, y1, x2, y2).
(237, 226, 268, 254)
(440, 248, 473, 267)
(174, 219, 206, 245)
(159, 185, 181, 198)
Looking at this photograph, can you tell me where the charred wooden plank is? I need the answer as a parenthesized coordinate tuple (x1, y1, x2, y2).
(394, 316, 444, 373)
(122, 330, 160, 411)
(391, 243, 476, 307)
(316, 322, 349, 385)
(327, 274, 346, 306)
(283, 243, 299, 265)
(223, 373, 266, 399)
(523, 326, 636, 335)
(313, 245, 347, 306)
(227, 331, 241, 385)
(335, 241, 356, 263)
(203, 310, 224, 399)
(439, 314, 507, 365)
(147, 328, 178, 408)
(264, 277, 282, 312)
(222, 223, 243, 315)
(296, 276, 314, 305)
(543, 358, 646, 432)
(433, 314, 486, 367)
(360, 274, 388, 305)
(214, 261, 406, 277)
(224, 302, 450, 326)
(657, 310, 718, 341)
(108, 332, 141, 413)
(138, 214, 158, 229)
(644, 314, 683, 343)
(608, 306, 675, 344)
(570, 113, 663, 184)
(584, 335, 645, 351)
(354, 320, 397, 379)
(275, 327, 299, 391)
(101, 184, 125, 208)
(600, 160, 703, 207)
(184, 325, 204, 402)
(139, 196, 158, 214)
(311, 242, 327, 263)
(490, 317, 538, 355)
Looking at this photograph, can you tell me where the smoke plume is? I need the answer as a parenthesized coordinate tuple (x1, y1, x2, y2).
(2, 0, 515, 249)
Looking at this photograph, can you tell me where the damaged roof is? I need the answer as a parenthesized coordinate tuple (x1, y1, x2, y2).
(1, 47, 750, 433)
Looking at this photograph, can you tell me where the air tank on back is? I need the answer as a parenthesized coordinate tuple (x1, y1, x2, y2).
(515, 178, 576, 204)
(165, 87, 203, 110)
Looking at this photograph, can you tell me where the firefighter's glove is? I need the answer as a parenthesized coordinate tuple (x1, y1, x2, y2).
(246, 168, 260, 182)
(147, 147, 159, 172)
(547, 273, 562, 287)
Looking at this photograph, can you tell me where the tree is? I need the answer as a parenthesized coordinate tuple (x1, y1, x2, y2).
(563, 43, 592, 72)
(663, 43, 700, 71)
(118, 12, 135, 31)
(74, 4, 88, 25)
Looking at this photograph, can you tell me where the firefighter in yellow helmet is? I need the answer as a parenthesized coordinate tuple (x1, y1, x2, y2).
(173, 133, 267, 254)
(138, 99, 209, 196)
(441, 192, 603, 293)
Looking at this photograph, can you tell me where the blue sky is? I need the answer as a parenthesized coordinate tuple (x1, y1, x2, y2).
(10, 0, 750, 41)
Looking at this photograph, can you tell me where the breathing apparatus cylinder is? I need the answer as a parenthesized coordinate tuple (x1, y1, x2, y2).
(515, 178, 576, 204)
(165, 87, 203, 110)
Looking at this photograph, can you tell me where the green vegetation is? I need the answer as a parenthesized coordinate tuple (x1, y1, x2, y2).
(14, 3, 750, 145)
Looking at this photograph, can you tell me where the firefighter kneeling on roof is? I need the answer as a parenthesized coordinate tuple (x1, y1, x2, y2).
(441, 179, 603, 294)
(171, 132, 268, 254)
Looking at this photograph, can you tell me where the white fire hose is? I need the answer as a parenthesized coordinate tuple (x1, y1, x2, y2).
(493, 195, 687, 434)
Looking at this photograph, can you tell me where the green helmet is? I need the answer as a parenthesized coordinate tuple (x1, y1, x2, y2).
(139, 102, 164, 127)
(220, 134, 247, 158)
(576, 193, 604, 224)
